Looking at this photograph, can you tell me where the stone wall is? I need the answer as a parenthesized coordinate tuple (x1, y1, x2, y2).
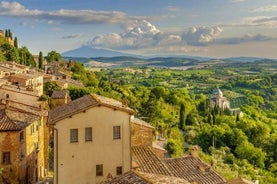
(131, 122, 154, 146)
(0, 131, 20, 184)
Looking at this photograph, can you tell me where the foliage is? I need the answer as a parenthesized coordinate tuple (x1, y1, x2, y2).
(68, 86, 90, 100)
(18, 46, 36, 66)
(165, 127, 184, 157)
(46, 50, 62, 62)
(44, 81, 61, 96)
(39, 51, 43, 69)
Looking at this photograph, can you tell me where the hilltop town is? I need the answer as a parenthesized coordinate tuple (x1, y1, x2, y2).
(0, 29, 276, 184)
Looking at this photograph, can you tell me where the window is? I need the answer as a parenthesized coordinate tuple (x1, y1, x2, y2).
(96, 164, 103, 176)
(31, 124, 35, 135)
(85, 127, 92, 142)
(113, 126, 121, 140)
(2, 152, 11, 164)
(19, 131, 24, 142)
(70, 129, 78, 143)
(116, 166, 122, 175)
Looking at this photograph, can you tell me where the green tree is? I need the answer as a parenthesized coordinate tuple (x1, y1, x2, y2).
(14, 37, 18, 48)
(179, 103, 186, 130)
(46, 50, 62, 62)
(166, 127, 184, 157)
(18, 46, 36, 66)
(68, 86, 90, 100)
(0, 43, 19, 62)
(44, 81, 61, 96)
(235, 141, 266, 168)
(38, 51, 43, 69)
(0, 49, 5, 61)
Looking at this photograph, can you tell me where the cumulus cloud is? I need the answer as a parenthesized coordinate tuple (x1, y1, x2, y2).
(0, 1, 138, 25)
(87, 20, 224, 51)
(182, 26, 222, 46)
(251, 5, 277, 13)
(88, 20, 162, 50)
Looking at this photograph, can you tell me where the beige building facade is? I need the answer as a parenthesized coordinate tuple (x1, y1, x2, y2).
(48, 94, 134, 184)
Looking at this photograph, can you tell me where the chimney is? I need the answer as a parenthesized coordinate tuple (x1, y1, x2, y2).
(191, 145, 199, 158)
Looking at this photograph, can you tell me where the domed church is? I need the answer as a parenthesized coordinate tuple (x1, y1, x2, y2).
(210, 87, 230, 109)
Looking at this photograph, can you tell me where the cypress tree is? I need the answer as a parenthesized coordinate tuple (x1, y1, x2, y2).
(179, 103, 185, 130)
(39, 51, 43, 69)
(14, 37, 18, 48)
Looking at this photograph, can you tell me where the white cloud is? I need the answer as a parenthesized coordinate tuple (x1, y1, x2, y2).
(88, 20, 223, 51)
(182, 26, 223, 46)
(0, 1, 138, 25)
(251, 5, 277, 13)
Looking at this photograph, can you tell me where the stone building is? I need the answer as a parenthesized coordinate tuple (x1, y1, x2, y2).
(48, 94, 135, 184)
(51, 90, 70, 106)
(0, 101, 49, 184)
(210, 87, 230, 109)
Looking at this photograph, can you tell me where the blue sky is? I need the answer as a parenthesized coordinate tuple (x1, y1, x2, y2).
(0, 0, 276, 58)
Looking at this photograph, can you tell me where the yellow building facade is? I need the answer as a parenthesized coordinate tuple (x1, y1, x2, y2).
(48, 94, 134, 184)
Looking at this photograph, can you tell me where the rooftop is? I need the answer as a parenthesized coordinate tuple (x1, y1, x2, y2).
(51, 90, 67, 99)
(131, 145, 173, 176)
(131, 117, 154, 129)
(0, 108, 22, 131)
(48, 94, 134, 125)
(164, 157, 226, 184)
(105, 170, 190, 184)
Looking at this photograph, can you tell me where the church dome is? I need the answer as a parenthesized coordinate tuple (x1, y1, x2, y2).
(213, 87, 223, 98)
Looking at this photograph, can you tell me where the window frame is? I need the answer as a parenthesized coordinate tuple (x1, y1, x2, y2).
(85, 127, 92, 142)
(2, 152, 11, 165)
(113, 126, 121, 140)
(116, 166, 122, 175)
(19, 131, 24, 142)
(70, 128, 78, 143)
(96, 164, 103, 177)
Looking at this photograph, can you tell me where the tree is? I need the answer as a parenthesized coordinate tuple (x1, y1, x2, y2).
(141, 92, 161, 125)
(235, 141, 266, 168)
(68, 86, 90, 100)
(0, 43, 19, 62)
(18, 46, 36, 66)
(38, 51, 43, 69)
(44, 81, 61, 96)
(179, 103, 186, 130)
(166, 127, 184, 157)
(14, 37, 18, 48)
(0, 50, 5, 61)
(46, 50, 62, 62)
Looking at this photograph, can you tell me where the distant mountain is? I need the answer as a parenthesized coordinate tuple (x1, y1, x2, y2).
(224, 57, 276, 62)
(62, 45, 138, 58)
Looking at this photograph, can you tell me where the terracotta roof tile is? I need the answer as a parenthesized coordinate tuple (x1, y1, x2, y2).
(138, 171, 190, 184)
(48, 95, 98, 124)
(48, 94, 134, 124)
(0, 109, 22, 131)
(132, 118, 154, 129)
(51, 90, 67, 99)
(105, 171, 191, 184)
(163, 157, 226, 184)
(132, 145, 173, 176)
(105, 171, 151, 184)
